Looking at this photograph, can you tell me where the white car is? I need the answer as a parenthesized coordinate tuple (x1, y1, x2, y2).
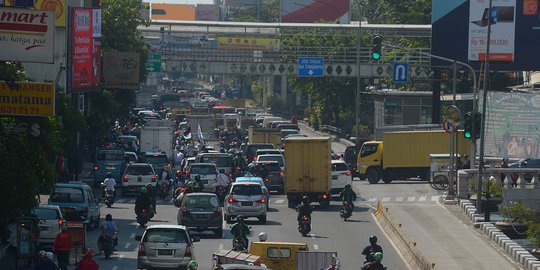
(256, 154, 285, 171)
(331, 160, 352, 194)
(187, 163, 218, 192)
(31, 205, 64, 246)
(121, 163, 157, 194)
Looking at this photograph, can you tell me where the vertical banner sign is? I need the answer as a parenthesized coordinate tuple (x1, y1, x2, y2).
(92, 9, 101, 38)
(468, 0, 516, 62)
(71, 8, 93, 89)
(92, 39, 101, 87)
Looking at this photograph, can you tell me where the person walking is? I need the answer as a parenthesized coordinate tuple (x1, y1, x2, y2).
(53, 229, 72, 270)
(77, 248, 99, 270)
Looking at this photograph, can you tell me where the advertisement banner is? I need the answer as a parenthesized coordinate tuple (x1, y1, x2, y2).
(0, 7, 55, 63)
(92, 39, 101, 87)
(103, 52, 140, 90)
(71, 8, 93, 89)
(150, 4, 196, 21)
(196, 4, 220, 21)
(92, 9, 101, 38)
(468, 1, 516, 62)
(280, 0, 350, 23)
(0, 81, 55, 117)
(216, 37, 280, 51)
(6, 0, 67, 27)
(484, 91, 540, 159)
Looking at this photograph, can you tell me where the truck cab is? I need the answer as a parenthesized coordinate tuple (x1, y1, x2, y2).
(357, 141, 383, 181)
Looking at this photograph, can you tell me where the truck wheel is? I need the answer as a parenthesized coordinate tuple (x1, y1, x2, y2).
(382, 175, 393, 184)
(367, 169, 381, 184)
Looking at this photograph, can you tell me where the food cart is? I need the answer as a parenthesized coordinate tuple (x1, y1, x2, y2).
(429, 153, 460, 190)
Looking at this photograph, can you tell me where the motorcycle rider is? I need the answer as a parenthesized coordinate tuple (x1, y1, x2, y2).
(230, 216, 250, 250)
(339, 184, 357, 214)
(216, 169, 229, 192)
(362, 252, 385, 270)
(296, 196, 313, 227)
(35, 250, 57, 270)
(188, 175, 205, 192)
(145, 183, 158, 214)
(233, 152, 247, 175)
(102, 172, 116, 200)
(362, 235, 383, 263)
(187, 259, 198, 270)
(135, 187, 154, 218)
(98, 214, 118, 255)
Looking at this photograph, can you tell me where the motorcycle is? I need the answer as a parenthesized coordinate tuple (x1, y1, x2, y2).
(136, 208, 154, 227)
(216, 185, 227, 206)
(104, 189, 115, 208)
(298, 215, 311, 236)
(340, 201, 353, 221)
(158, 179, 171, 200)
(102, 235, 114, 259)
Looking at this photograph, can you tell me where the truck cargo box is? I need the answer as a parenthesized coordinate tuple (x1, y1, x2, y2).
(248, 127, 281, 146)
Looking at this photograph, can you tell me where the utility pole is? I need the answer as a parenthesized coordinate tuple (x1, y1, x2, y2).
(355, 0, 362, 145)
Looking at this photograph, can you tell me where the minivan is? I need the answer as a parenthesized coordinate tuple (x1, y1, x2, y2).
(48, 183, 101, 229)
(195, 153, 234, 177)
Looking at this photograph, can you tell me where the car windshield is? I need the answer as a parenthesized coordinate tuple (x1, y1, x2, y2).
(258, 156, 284, 167)
(126, 166, 153, 175)
(332, 163, 349, 171)
(190, 166, 216, 175)
(145, 155, 168, 164)
(32, 208, 60, 219)
(185, 195, 219, 210)
(200, 156, 233, 167)
(231, 184, 262, 195)
(97, 151, 124, 161)
(144, 229, 187, 243)
(50, 187, 84, 203)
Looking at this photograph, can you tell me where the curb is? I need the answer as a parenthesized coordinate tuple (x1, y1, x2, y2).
(459, 199, 540, 270)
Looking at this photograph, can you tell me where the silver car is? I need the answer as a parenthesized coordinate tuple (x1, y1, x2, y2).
(32, 205, 64, 246)
(187, 163, 218, 192)
(136, 224, 200, 270)
(224, 182, 267, 224)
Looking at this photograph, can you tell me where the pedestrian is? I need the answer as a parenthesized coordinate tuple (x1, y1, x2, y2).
(52, 229, 72, 270)
(35, 250, 58, 270)
(173, 147, 184, 167)
(77, 248, 99, 270)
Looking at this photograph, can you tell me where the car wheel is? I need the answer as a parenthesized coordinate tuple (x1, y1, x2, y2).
(215, 227, 223, 238)
(258, 215, 267, 224)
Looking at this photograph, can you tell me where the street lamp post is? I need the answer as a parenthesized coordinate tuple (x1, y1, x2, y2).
(354, 0, 362, 146)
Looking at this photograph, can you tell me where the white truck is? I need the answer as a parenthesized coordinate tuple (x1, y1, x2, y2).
(140, 125, 174, 158)
(187, 114, 216, 141)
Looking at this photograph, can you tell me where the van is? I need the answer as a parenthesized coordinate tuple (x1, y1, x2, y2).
(48, 183, 101, 229)
(248, 242, 309, 270)
(195, 153, 234, 177)
(93, 147, 126, 187)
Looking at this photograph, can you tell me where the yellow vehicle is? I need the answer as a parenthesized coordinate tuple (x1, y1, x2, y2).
(248, 242, 308, 270)
(248, 127, 281, 146)
(357, 130, 471, 184)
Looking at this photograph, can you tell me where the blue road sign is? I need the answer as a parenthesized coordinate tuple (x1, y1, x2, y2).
(393, 62, 409, 83)
(298, 57, 324, 77)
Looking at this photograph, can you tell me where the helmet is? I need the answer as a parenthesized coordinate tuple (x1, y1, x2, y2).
(46, 252, 54, 260)
(86, 248, 94, 257)
(219, 169, 225, 173)
(372, 252, 383, 262)
(140, 187, 148, 193)
(503, 157, 509, 163)
(258, 232, 267, 241)
(237, 216, 244, 222)
(302, 196, 310, 204)
(187, 259, 198, 270)
(345, 184, 351, 190)
(195, 175, 201, 181)
(106, 214, 112, 221)
(38, 250, 47, 259)
(369, 235, 378, 244)
(106, 172, 112, 178)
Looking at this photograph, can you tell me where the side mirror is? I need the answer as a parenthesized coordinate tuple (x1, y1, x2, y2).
(135, 235, 142, 241)
(191, 236, 200, 242)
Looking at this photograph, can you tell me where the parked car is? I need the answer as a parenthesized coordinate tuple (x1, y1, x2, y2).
(224, 182, 267, 224)
(135, 224, 200, 270)
(177, 193, 223, 237)
(121, 163, 157, 195)
(331, 160, 353, 194)
(235, 177, 270, 210)
(187, 163, 218, 192)
(31, 205, 64, 246)
(48, 183, 100, 229)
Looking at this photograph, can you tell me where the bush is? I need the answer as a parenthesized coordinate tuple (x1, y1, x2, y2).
(499, 201, 534, 224)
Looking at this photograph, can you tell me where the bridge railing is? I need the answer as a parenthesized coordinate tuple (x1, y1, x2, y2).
(319, 125, 342, 136)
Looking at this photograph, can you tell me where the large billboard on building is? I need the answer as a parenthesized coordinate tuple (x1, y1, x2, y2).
(5, 0, 67, 27)
(280, 0, 350, 23)
(150, 4, 196, 21)
(103, 52, 140, 90)
(196, 4, 220, 21)
(432, 0, 540, 70)
(216, 37, 280, 51)
(71, 8, 94, 89)
(0, 7, 55, 63)
(0, 81, 55, 117)
(483, 91, 540, 159)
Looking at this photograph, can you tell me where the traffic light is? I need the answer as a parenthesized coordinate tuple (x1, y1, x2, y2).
(473, 112, 482, 140)
(463, 111, 473, 139)
(371, 35, 382, 60)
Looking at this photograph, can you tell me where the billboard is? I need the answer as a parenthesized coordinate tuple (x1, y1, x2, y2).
(0, 81, 55, 117)
(483, 91, 540, 159)
(216, 37, 280, 51)
(103, 52, 140, 90)
(71, 8, 93, 89)
(432, 0, 540, 71)
(196, 4, 220, 21)
(5, 0, 67, 27)
(0, 7, 55, 63)
(280, 0, 350, 23)
(150, 4, 196, 21)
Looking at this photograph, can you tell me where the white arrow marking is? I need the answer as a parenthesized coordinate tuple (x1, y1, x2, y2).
(308, 70, 314, 76)
(394, 64, 407, 81)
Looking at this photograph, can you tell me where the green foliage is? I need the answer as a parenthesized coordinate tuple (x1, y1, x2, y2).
(0, 61, 27, 80)
(499, 201, 534, 224)
(362, 0, 431, 24)
(468, 176, 502, 198)
(528, 222, 540, 246)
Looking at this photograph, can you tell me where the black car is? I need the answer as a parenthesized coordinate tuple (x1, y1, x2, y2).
(142, 152, 171, 178)
(177, 193, 223, 237)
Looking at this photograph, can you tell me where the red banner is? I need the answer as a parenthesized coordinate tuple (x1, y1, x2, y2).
(71, 8, 93, 89)
(92, 38, 101, 87)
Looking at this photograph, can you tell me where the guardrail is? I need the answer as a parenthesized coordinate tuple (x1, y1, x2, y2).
(319, 125, 342, 136)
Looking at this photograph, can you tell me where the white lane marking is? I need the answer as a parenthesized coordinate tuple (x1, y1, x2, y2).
(309, 234, 315, 239)
(275, 199, 284, 204)
(395, 197, 404, 202)
(419, 196, 427, 202)
(381, 197, 390, 202)
(124, 243, 131, 249)
(431, 196, 439, 201)
(112, 266, 118, 270)
(368, 197, 377, 202)
(118, 254, 125, 260)
(219, 244, 223, 250)
(130, 233, 135, 239)
(407, 196, 415, 202)
(313, 244, 319, 250)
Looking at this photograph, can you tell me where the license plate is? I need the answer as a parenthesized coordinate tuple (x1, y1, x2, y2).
(241, 202, 253, 206)
(106, 166, 116, 170)
(195, 214, 208, 219)
(158, 249, 173, 255)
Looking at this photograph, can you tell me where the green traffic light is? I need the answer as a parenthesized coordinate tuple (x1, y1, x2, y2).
(372, 53, 381, 60)
(464, 131, 472, 138)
